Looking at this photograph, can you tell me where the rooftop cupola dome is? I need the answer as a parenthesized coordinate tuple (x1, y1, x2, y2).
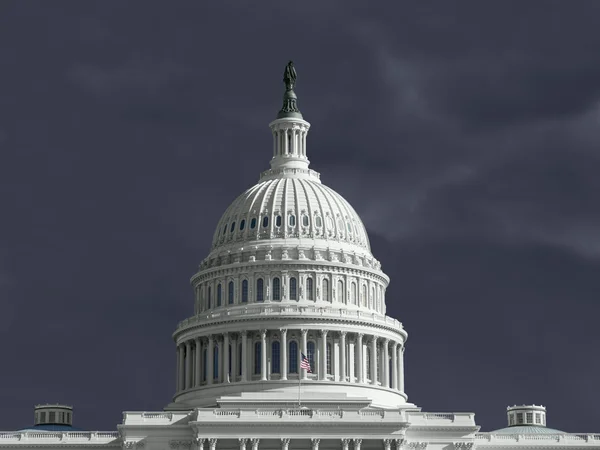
(489, 405, 565, 434)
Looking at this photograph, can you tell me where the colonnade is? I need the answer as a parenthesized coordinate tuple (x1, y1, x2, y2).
(175, 329, 405, 394)
(193, 437, 405, 450)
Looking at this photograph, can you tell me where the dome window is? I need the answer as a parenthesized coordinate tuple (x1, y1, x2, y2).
(302, 215, 309, 227)
(315, 216, 322, 227)
(347, 222, 352, 233)
(306, 277, 314, 300)
(262, 216, 269, 228)
(276, 215, 282, 227)
(217, 284, 222, 306)
(240, 220, 245, 231)
(228, 281, 234, 304)
(230, 222, 236, 233)
(223, 224, 228, 235)
(288, 214, 296, 227)
(273, 277, 281, 301)
(241, 280, 248, 303)
(337, 218, 344, 230)
(256, 278, 264, 302)
(250, 218, 257, 229)
(289, 277, 297, 300)
(326, 216, 333, 230)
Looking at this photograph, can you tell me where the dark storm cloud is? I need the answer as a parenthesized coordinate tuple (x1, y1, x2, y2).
(1, 0, 599, 435)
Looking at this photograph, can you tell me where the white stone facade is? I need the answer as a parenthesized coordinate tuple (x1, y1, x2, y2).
(2, 65, 598, 450)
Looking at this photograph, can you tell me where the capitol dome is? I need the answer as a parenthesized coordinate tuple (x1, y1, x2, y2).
(168, 62, 409, 412)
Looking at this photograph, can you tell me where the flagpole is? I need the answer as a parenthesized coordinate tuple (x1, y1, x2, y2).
(298, 370, 302, 407)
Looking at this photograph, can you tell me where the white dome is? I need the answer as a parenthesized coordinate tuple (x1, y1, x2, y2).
(211, 174, 371, 254)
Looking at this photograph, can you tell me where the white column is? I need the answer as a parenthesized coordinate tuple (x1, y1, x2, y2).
(223, 332, 230, 382)
(280, 329, 288, 380)
(341, 440, 351, 450)
(383, 338, 390, 387)
(391, 342, 398, 390)
(195, 337, 202, 386)
(185, 341, 192, 389)
(319, 330, 328, 380)
(195, 438, 205, 450)
(301, 329, 308, 380)
(231, 334, 238, 382)
(281, 438, 290, 450)
(273, 131, 277, 157)
(353, 439, 362, 450)
(340, 331, 347, 382)
(371, 337, 377, 385)
(207, 335, 214, 385)
(356, 333, 364, 383)
(383, 439, 392, 450)
(239, 439, 248, 450)
(302, 129, 307, 156)
(311, 439, 320, 450)
(349, 341, 355, 383)
(241, 331, 248, 382)
(209, 439, 217, 450)
(399, 345, 405, 393)
(251, 438, 260, 450)
(261, 329, 268, 381)
(284, 129, 289, 154)
(177, 344, 184, 391)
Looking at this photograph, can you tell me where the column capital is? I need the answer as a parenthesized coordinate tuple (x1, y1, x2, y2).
(383, 338, 390, 345)
(241, 330, 247, 338)
(311, 438, 320, 450)
(208, 334, 214, 342)
(260, 329, 267, 339)
(208, 439, 217, 450)
(341, 439, 351, 450)
(394, 439, 405, 450)
(280, 438, 290, 450)
(194, 438, 206, 447)
(320, 329, 328, 337)
(339, 330, 347, 338)
(383, 439, 393, 450)
(251, 438, 260, 450)
(238, 438, 248, 450)
(301, 328, 308, 336)
(357, 333, 364, 339)
(353, 439, 363, 450)
(279, 328, 288, 335)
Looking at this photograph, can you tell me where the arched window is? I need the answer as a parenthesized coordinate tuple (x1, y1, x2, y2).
(326, 342, 332, 375)
(337, 280, 344, 303)
(207, 286, 212, 309)
(351, 282, 357, 305)
(203, 349, 207, 382)
(256, 278, 264, 302)
(217, 284, 222, 307)
(307, 341, 316, 372)
(272, 341, 280, 374)
(289, 277, 297, 300)
(362, 285, 367, 307)
(254, 342, 261, 375)
(241, 280, 248, 303)
(306, 277, 314, 300)
(214, 346, 219, 380)
(322, 279, 330, 302)
(228, 344, 232, 377)
(289, 341, 298, 373)
(228, 281, 234, 304)
(272, 277, 281, 301)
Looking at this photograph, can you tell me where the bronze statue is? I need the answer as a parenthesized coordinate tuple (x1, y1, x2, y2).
(283, 61, 297, 91)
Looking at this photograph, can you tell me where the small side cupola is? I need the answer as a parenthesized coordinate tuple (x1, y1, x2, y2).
(34, 404, 73, 426)
(507, 404, 547, 427)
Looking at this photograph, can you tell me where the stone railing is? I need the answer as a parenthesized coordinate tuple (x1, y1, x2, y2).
(176, 305, 402, 331)
(0, 431, 120, 444)
(194, 408, 402, 422)
(404, 412, 476, 427)
(122, 411, 192, 425)
(475, 433, 600, 444)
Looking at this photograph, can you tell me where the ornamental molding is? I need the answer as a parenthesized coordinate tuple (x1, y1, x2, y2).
(453, 443, 473, 450)
(170, 441, 192, 450)
(405, 443, 427, 450)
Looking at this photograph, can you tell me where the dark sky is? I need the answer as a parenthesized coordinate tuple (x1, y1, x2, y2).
(1, 0, 600, 434)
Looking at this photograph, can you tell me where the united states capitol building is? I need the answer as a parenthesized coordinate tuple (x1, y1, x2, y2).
(1, 62, 598, 450)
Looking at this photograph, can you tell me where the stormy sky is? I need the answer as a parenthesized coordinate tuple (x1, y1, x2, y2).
(1, 1, 600, 433)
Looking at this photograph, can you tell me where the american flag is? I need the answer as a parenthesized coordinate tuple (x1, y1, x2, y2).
(300, 352, 312, 372)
